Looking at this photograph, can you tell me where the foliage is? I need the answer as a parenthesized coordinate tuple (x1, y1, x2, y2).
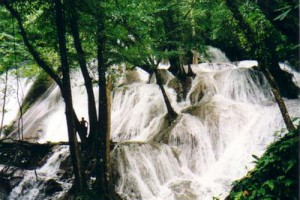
(226, 126, 299, 200)
(0, 7, 33, 74)
(239, 2, 297, 66)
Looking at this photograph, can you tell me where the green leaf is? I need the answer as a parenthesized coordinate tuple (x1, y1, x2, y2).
(274, 9, 291, 21)
(263, 180, 275, 191)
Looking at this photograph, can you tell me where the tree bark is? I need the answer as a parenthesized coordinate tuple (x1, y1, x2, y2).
(260, 64, 296, 132)
(155, 69, 178, 122)
(105, 74, 112, 191)
(0, 68, 8, 136)
(95, 6, 109, 194)
(54, 0, 87, 191)
(66, 0, 98, 145)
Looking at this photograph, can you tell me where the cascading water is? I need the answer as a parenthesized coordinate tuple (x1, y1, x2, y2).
(110, 62, 300, 200)
(0, 70, 33, 138)
(7, 145, 72, 200)
(2, 58, 299, 199)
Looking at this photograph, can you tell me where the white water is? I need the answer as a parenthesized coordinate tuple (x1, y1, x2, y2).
(0, 70, 33, 138)
(110, 62, 300, 200)
(3, 59, 300, 199)
(8, 145, 72, 200)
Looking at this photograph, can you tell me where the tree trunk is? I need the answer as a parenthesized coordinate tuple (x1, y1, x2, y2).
(95, 8, 109, 194)
(192, 50, 198, 64)
(105, 74, 112, 191)
(268, 60, 298, 99)
(54, 0, 87, 191)
(155, 69, 178, 122)
(16, 72, 23, 140)
(260, 64, 296, 132)
(0, 68, 8, 136)
(66, 0, 98, 145)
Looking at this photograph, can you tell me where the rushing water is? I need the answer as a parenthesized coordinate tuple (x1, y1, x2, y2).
(1, 59, 300, 199)
(110, 62, 300, 200)
(0, 70, 33, 139)
(7, 145, 72, 200)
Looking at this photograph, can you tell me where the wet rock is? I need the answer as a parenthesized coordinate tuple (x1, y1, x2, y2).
(167, 78, 183, 101)
(9, 177, 23, 188)
(44, 179, 63, 195)
(118, 68, 149, 85)
(0, 141, 53, 169)
(0, 177, 10, 200)
(58, 156, 73, 181)
(150, 69, 174, 85)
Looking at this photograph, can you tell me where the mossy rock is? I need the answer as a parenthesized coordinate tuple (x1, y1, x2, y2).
(21, 72, 53, 114)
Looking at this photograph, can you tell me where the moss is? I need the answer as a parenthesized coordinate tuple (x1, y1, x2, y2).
(226, 127, 299, 200)
(21, 72, 52, 114)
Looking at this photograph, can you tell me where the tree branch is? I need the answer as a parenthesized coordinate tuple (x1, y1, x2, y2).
(2, 0, 63, 89)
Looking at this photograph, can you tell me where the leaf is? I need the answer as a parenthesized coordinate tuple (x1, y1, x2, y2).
(285, 179, 294, 187)
(262, 181, 275, 191)
(284, 160, 296, 174)
(274, 9, 291, 21)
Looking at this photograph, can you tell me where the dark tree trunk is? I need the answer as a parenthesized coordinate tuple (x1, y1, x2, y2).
(155, 69, 178, 122)
(260, 65, 296, 132)
(95, 8, 109, 195)
(54, 0, 87, 191)
(0, 68, 8, 136)
(66, 0, 98, 145)
(106, 74, 112, 189)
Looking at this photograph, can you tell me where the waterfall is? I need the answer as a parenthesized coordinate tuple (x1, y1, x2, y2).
(0, 71, 33, 138)
(7, 145, 71, 200)
(3, 59, 299, 199)
(110, 62, 300, 200)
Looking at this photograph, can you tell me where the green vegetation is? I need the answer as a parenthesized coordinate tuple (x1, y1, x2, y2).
(226, 126, 299, 200)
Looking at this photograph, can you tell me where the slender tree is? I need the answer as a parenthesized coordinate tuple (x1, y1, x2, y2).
(0, 68, 8, 136)
(53, 0, 87, 191)
(224, 0, 296, 132)
(66, 0, 98, 145)
(1, 0, 87, 191)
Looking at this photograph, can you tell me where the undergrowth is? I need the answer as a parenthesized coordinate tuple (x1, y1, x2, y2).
(226, 126, 299, 200)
